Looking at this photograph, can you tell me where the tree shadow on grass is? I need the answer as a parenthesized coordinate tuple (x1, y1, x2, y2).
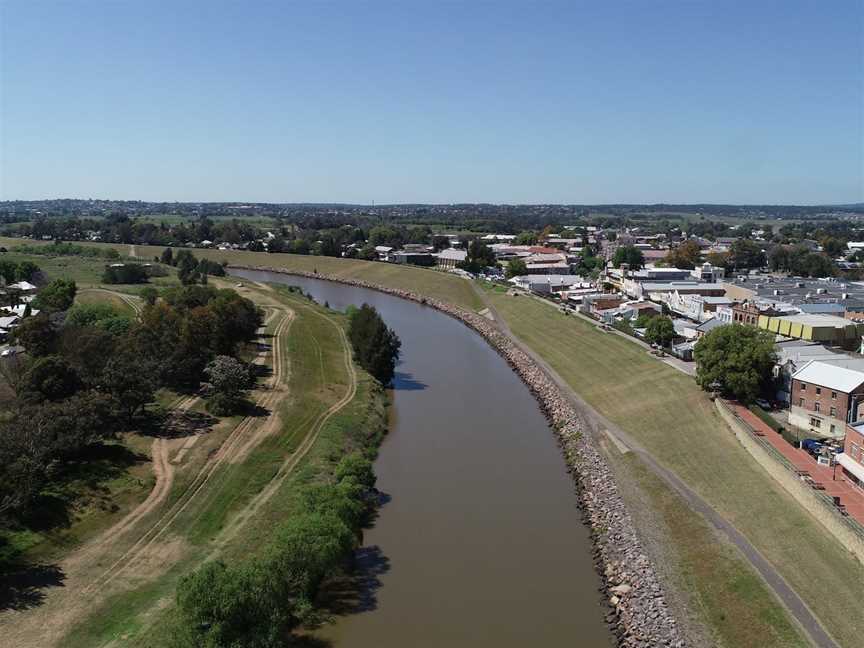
(0, 559, 65, 612)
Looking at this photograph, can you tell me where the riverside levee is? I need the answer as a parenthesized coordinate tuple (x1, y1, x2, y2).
(231, 268, 680, 648)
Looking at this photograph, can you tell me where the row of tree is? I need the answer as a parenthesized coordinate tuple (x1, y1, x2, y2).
(171, 451, 377, 647)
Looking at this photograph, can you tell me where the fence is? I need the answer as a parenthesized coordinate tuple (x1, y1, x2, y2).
(715, 399, 864, 562)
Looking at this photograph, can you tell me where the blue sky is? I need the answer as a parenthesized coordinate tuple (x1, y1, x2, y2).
(1, 1, 861, 204)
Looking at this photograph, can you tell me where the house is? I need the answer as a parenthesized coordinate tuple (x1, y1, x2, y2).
(837, 423, 864, 492)
(524, 261, 571, 275)
(390, 251, 434, 266)
(789, 360, 864, 439)
(773, 340, 846, 404)
(641, 281, 726, 302)
(436, 248, 467, 270)
(8, 281, 37, 293)
(580, 293, 626, 317)
(374, 245, 394, 261)
(510, 274, 585, 294)
(0, 315, 19, 341)
(689, 262, 726, 283)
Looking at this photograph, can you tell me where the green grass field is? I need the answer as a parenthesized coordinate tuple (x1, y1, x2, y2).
(74, 290, 137, 315)
(485, 287, 864, 648)
(0, 238, 482, 311)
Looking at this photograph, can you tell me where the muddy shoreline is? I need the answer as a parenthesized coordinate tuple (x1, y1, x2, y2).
(229, 265, 685, 648)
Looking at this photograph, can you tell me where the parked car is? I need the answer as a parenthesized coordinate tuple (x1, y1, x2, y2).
(801, 439, 824, 455)
(755, 399, 771, 410)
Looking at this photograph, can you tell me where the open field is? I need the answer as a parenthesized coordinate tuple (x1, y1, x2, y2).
(74, 289, 137, 316)
(0, 238, 482, 311)
(0, 246, 180, 294)
(484, 286, 864, 648)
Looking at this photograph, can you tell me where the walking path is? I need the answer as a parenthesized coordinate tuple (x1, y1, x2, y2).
(476, 284, 839, 648)
(731, 404, 864, 524)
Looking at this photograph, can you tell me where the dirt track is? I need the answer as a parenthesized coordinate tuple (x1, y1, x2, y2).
(0, 293, 318, 648)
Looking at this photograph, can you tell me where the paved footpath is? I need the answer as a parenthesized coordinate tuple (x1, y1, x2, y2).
(732, 404, 864, 524)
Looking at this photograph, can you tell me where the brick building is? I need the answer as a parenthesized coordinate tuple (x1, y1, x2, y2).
(789, 360, 864, 439)
(838, 423, 864, 492)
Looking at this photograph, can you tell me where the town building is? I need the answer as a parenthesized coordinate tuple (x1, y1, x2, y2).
(390, 251, 434, 266)
(435, 248, 467, 270)
(757, 313, 864, 350)
(789, 360, 864, 439)
(837, 423, 864, 492)
(510, 274, 586, 294)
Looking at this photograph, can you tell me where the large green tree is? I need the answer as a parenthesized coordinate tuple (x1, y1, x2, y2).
(612, 245, 645, 270)
(644, 316, 676, 347)
(34, 278, 76, 312)
(728, 239, 765, 270)
(505, 258, 529, 278)
(347, 304, 401, 384)
(693, 324, 776, 403)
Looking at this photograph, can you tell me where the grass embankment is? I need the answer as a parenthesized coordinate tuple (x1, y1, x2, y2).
(0, 246, 180, 294)
(485, 287, 863, 648)
(59, 285, 387, 648)
(0, 237, 481, 311)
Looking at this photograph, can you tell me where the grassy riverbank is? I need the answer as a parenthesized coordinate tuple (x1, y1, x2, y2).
(58, 285, 388, 648)
(484, 286, 864, 648)
(0, 237, 481, 311)
(0, 278, 387, 648)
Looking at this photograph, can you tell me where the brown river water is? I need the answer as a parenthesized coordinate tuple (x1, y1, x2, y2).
(231, 270, 613, 648)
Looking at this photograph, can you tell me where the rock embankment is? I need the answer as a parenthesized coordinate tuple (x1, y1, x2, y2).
(231, 266, 685, 647)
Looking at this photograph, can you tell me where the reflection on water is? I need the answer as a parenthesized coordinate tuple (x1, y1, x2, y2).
(231, 269, 613, 648)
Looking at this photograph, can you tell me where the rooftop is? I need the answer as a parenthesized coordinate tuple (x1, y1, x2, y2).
(771, 313, 855, 328)
(724, 275, 864, 308)
(793, 360, 864, 392)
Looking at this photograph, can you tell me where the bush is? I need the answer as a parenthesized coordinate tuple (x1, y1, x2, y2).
(348, 304, 401, 385)
(102, 263, 149, 284)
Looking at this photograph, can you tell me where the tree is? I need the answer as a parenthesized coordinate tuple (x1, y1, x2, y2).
(664, 240, 701, 269)
(644, 316, 676, 347)
(728, 239, 765, 270)
(693, 324, 776, 403)
(514, 231, 538, 245)
(821, 237, 846, 258)
(175, 250, 200, 285)
(768, 245, 791, 272)
(203, 355, 253, 414)
(334, 452, 376, 490)
(348, 304, 401, 384)
(173, 559, 300, 648)
(12, 313, 57, 356)
(101, 349, 158, 421)
(21, 355, 78, 402)
(140, 286, 159, 306)
(34, 278, 76, 311)
(505, 258, 529, 278)
(457, 239, 497, 273)
(160, 247, 174, 266)
(15, 260, 40, 282)
(102, 263, 149, 284)
(612, 245, 644, 270)
(430, 235, 450, 252)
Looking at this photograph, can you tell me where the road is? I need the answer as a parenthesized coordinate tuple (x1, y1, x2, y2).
(476, 284, 838, 648)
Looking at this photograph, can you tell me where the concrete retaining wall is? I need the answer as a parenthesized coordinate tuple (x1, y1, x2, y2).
(715, 400, 864, 563)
